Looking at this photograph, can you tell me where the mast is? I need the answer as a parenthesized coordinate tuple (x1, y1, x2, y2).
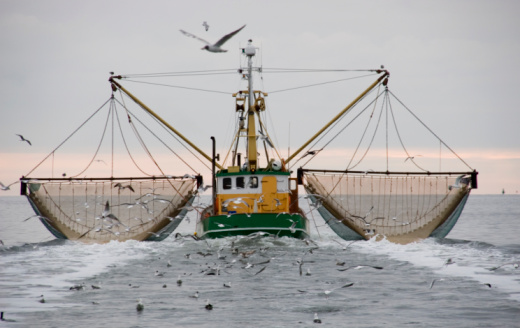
(244, 40, 258, 172)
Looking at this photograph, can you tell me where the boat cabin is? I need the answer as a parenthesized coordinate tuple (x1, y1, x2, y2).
(215, 170, 299, 216)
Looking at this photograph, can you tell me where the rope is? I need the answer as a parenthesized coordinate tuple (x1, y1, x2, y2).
(114, 93, 200, 209)
(388, 90, 473, 171)
(114, 95, 211, 172)
(262, 68, 381, 73)
(113, 103, 154, 176)
(123, 79, 231, 95)
(386, 90, 429, 172)
(120, 68, 237, 78)
(346, 85, 385, 170)
(268, 73, 376, 94)
(290, 87, 384, 170)
(24, 98, 112, 178)
(70, 102, 113, 178)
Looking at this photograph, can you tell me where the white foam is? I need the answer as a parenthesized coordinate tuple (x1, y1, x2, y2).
(353, 237, 520, 302)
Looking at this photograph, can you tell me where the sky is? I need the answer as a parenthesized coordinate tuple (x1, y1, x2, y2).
(1, 0, 519, 195)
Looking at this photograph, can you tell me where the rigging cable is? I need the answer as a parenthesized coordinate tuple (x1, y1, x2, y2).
(388, 90, 474, 171)
(123, 79, 232, 95)
(114, 94, 193, 204)
(386, 89, 429, 172)
(112, 103, 153, 176)
(345, 85, 385, 171)
(267, 73, 377, 94)
(70, 101, 113, 178)
(290, 86, 384, 169)
(23, 97, 112, 178)
(121, 68, 237, 78)
(114, 96, 206, 174)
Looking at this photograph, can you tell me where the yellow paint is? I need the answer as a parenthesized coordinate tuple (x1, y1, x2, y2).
(216, 177, 290, 215)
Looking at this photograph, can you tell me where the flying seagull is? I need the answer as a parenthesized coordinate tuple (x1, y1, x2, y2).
(180, 24, 246, 53)
(16, 134, 32, 145)
(0, 181, 17, 191)
(449, 175, 467, 190)
(202, 21, 209, 31)
(257, 130, 274, 148)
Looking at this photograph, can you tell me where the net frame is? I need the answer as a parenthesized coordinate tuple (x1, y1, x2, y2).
(21, 176, 197, 243)
(301, 169, 476, 243)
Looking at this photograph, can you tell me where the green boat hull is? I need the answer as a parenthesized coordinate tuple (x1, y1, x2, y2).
(196, 213, 310, 239)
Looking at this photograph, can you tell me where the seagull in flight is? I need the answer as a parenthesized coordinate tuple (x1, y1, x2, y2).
(180, 24, 246, 53)
(114, 182, 135, 192)
(449, 175, 467, 190)
(202, 21, 209, 31)
(16, 134, 32, 145)
(257, 130, 274, 148)
(300, 149, 322, 159)
(0, 181, 17, 191)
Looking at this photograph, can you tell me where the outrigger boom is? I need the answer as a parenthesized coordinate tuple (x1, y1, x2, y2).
(109, 77, 223, 170)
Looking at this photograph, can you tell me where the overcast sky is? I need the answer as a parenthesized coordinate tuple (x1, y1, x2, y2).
(1, 0, 519, 195)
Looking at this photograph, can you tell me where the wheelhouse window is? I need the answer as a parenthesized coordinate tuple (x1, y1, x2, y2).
(236, 177, 245, 189)
(249, 176, 258, 188)
(223, 177, 232, 190)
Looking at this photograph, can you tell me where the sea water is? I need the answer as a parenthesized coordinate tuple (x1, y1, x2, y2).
(0, 195, 519, 327)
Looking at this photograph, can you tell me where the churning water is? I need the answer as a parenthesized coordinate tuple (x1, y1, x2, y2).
(1, 195, 519, 327)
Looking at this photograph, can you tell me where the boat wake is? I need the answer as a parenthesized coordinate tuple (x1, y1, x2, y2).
(350, 236, 520, 302)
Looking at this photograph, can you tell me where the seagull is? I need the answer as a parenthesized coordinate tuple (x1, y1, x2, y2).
(202, 21, 209, 31)
(205, 299, 213, 310)
(94, 159, 107, 165)
(16, 134, 32, 145)
(337, 265, 383, 271)
(114, 182, 135, 192)
(136, 299, 144, 312)
(404, 155, 421, 162)
(335, 259, 346, 266)
(443, 258, 455, 267)
(257, 130, 274, 148)
(449, 175, 467, 190)
(215, 222, 232, 228)
(486, 262, 519, 271)
(197, 184, 212, 193)
(23, 215, 51, 223)
(300, 149, 322, 159)
(223, 197, 250, 208)
(289, 220, 297, 233)
(254, 266, 267, 276)
(313, 313, 322, 324)
(323, 283, 354, 299)
(180, 24, 246, 53)
(0, 181, 17, 191)
(429, 278, 445, 289)
(296, 258, 304, 276)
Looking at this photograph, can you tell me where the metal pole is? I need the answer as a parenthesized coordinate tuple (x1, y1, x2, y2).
(211, 136, 217, 212)
(286, 71, 389, 163)
(110, 78, 223, 170)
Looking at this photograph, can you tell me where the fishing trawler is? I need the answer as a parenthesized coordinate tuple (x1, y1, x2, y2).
(20, 39, 477, 244)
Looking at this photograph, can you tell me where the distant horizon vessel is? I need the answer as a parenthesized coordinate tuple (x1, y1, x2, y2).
(20, 39, 477, 244)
